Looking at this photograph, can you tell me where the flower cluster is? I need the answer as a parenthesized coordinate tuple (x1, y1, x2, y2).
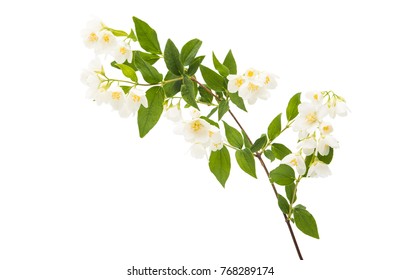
(171, 108, 224, 158)
(81, 19, 133, 63)
(283, 91, 349, 178)
(227, 68, 277, 104)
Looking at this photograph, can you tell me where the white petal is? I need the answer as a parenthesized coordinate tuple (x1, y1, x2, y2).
(190, 144, 206, 159)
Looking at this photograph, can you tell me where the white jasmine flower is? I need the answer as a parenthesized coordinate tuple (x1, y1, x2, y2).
(227, 74, 246, 93)
(105, 86, 126, 111)
(245, 68, 259, 80)
(189, 108, 201, 119)
(183, 118, 211, 143)
(97, 30, 117, 54)
(327, 99, 349, 118)
(81, 19, 103, 49)
(165, 106, 182, 122)
(298, 138, 317, 156)
(113, 42, 133, 64)
(319, 122, 333, 135)
(305, 91, 324, 104)
(317, 135, 339, 156)
(308, 161, 331, 178)
(282, 154, 306, 175)
(125, 88, 148, 116)
(293, 103, 327, 133)
(259, 72, 278, 89)
(208, 127, 224, 152)
(239, 81, 270, 105)
(190, 143, 207, 159)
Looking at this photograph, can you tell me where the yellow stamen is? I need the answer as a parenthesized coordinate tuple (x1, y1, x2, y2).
(132, 95, 141, 102)
(290, 158, 298, 166)
(248, 82, 259, 92)
(265, 76, 270, 85)
(119, 47, 127, 55)
(103, 34, 110, 43)
(89, 32, 98, 42)
(323, 126, 330, 132)
(306, 112, 317, 123)
(209, 130, 214, 137)
(191, 120, 203, 132)
(313, 93, 319, 100)
(235, 78, 244, 88)
(247, 70, 254, 77)
(112, 91, 121, 100)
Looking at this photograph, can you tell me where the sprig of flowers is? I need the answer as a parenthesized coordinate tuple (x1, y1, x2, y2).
(81, 16, 349, 260)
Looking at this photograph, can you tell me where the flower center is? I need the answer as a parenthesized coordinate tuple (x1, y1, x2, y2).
(313, 94, 319, 100)
(323, 125, 330, 132)
(209, 130, 214, 137)
(248, 82, 259, 93)
(265, 76, 270, 85)
(235, 78, 244, 88)
(120, 46, 127, 55)
(132, 95, 141, 102)
(89, 32, 98, 42)
(247, 70, 254, 78)
(191, 120, 203, 132)
(306, 112, 317, 123)
(112, 91, 121, 100)
(290, 158, 298, 166)
(103, 34, 110, 43)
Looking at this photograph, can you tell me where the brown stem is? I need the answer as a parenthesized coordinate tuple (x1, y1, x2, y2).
(191, 77, 304, 260)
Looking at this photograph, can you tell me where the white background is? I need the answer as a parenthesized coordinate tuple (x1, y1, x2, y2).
(1, 0, 399, 279)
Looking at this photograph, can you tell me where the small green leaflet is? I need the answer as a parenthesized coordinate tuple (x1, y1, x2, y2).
(181, 39, 202, 66)
(218, 100, 229, 120)
(271, 143, 292, 160)
(235, 148, 257, 178)
(294, 207, 319, 239)
(132, 17, 162, 54)
(200, 65, 225, 92)
(212, 52, 230, 77)
(268, 113, 282, 142)
(229, 92, 247, 112)
(181, 76, 199, 110)
(251, 134, 267, 153)
(223, 121, 243, 149)
(209, 146, 231, 187)
(164, 39, 183, 76)
(223, 50, 237, 75)
(277, 194, 290, 215)
(187, 56, 205, 76)
(137, 87, 165, 138)
(133, 52, 163, 84)
(270, 164, 295, 186)
(116, 64, 138, 82)
(264, 149, 275, 162)
(286, 92, 301, 121)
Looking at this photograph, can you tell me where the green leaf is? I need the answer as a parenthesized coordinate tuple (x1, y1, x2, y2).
(163, 71, 182, 98)
(317, 147, 334, 164)
(285, 183, 297, 203)
(200, 116, 219, 128)
(104, 27, 128, 37)
(294, 208, 319, 239)
(218, 99, 229, 121)
(164, 39, 183, 76)
(132, 17, 162, 54)
(198, 85, 213, 105)
(264, 150, 275, 162)
(181, 39, 202, 66)
(187, 56, 205, 76)
(271, 143, 292, 160)
(229, 92, 247, 112)
(137, 86, 165, 138)
(209, 146, 231, 187)
(235, 148, 257, 178)
(137, 51, 160, 65)
(128, 29, 137, 41)
(295, 204, 306, 210)
(200, 65, 225, 92)
(242, 130, 252, 149)
(286, 92, 301, 122)
(270, 164, 295, 186)
(181, 76, 199, 110)
(212, 52, 230, 77)
(277, 194, 290, 215)
(116, 64, 138, 82)
(268, 113, 282, 142)
(251, 134, 267, 153)
(133, 52, 163, 84)
(207, 107, 218, 118)
(223, 121, 243, 149)
(223, 50, 237, 75)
